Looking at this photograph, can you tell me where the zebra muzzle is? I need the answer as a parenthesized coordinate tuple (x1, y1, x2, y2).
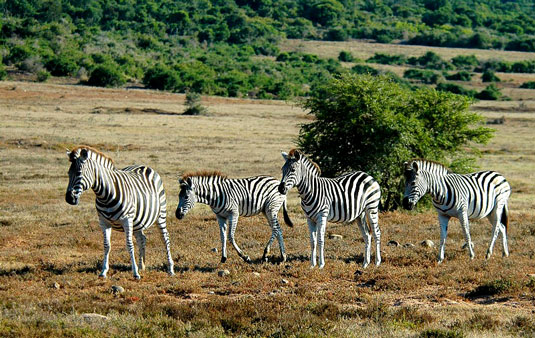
(402, 197, 415, 210)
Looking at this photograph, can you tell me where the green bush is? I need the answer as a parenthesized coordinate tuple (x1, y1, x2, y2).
(367, 53, 407, 65)
(451, 54, 479, 70)
(143, 65, 181, 91)
(408, 51, 454, 70)
(36, 70, 50, 82)
(87, 63, 126, 87)
(45, 54, 78, 76)
(183, 92, 207, 115)
(0, 64, 7, 80)
(475, 84, 502, 100)
(482, 70, 500, 82)
(404, 69, 442, 84)
(445, 71, 472, 81)
(351, 64, 379, 75)
(436, 83, 476, 97)
(338, 51, 354, 62)
(297, 74, 493, 210)
(520, 81, 535, 89)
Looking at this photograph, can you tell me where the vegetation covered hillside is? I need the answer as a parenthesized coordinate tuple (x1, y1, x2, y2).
(1, 0, 535, 98)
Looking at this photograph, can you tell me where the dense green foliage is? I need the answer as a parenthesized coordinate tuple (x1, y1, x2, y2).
(445, 71, 472, 81)
(403, 69, 442, 84)
(297, 74, 493, 211)
(520, 81, 535, 89)
(482, 70, 500, 82)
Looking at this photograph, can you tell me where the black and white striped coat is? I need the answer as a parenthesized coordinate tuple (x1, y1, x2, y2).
(402, 159, 511, 263)
(175, 172, 293, 263)
(65, 146, 174, 279)
(278, 149, 381, 269)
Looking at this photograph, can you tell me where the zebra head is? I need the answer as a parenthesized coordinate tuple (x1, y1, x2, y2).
(176, 177, 196, 220)
(402, 160, 427, 210)
(65, 148, 94, 205)
(278, 149, 303, 195)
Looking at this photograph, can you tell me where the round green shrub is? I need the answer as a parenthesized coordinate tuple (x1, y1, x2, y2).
(87, 63, 126, 88)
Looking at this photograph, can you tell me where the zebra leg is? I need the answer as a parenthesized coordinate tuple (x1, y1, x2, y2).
(122, 218, 140, 279)
(356, 214, 371, 269)
(99, 220, 112, 278)
(459, 212, 475, 260)
(266, 211, 286, 263)
(438, 213, 451, 263)
(317, 214, 327, 269)
(156, 217, 175, 276)
(228, 213, 251, 263)
(367, 208, 381, 266)
(486, 207, 502, 260)
(262, 230, 276, 262)
(307, 218, 318, 268)
(217, 215, 228, 263)
(134, 230, 146, 271)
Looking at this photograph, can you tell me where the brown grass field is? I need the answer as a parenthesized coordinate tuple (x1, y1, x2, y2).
(1, 41, 535, 337)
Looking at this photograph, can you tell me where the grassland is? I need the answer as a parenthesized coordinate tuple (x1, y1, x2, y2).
(1, 52, 535, 337)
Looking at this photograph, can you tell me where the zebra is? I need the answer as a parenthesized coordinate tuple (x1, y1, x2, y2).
(278, 149, 382, 269)
(175, 171, 293, 263)
(402, 159, 511, 263)
(65, 146, 174, 279)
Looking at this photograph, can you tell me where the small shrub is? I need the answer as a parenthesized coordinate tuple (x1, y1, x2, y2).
(87, 63, 126, 88)
(45, 55, 78, 76)
(520, 81, 535, 89)
(464, 313, 501, 330)
(451, 54, 479, 70)
(482, 70, 501, 82)
(183, 92, 207, 115)
(143, 65, 181, 91)
(445, 71, 472, 81)
(0, 64, 6, 80)
(36, 70, 50, 82)
(436, 83, 476, 97)
(408, 51, 454, 70)
(367, 52, 407, 65)
(404, 69, 442, 84)
(420, 328, 464, 338)
(338, 51, 354, 62)
(466, 278, 514, 298)
(351, 64, 379, 75)
(475, 84, 503, 100)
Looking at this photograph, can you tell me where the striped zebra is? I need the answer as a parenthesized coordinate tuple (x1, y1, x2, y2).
(65, 146, 174, 279)
(402, 159, 511, 263)
(278, 149, 382, 269)
(175, 171, 293, 263)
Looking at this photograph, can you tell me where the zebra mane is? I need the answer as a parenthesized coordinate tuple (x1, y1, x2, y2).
(70, 145, 115, 168)
(411, 159, 451, 174)
(181, 170, 228, 180)
(288, 148, 322, 176)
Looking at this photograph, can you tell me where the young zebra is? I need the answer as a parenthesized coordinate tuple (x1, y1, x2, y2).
(278, 149, 382, 269)
(65, 146, 174, 279)
(402, 159, 511, 263)
(175, 171, 293, 263)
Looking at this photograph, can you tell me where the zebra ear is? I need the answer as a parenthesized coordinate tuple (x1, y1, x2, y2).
(412, 161, 419, 172)
(79, 148, 89, 161)
(293, 150, 301, 161)
(186, 177, 193, 187)
(281, 152, 289, 161)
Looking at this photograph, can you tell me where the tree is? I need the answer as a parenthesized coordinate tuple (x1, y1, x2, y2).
(297, 74, 493, 210)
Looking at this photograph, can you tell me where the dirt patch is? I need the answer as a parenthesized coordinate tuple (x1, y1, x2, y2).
(91, 106, 182, 116)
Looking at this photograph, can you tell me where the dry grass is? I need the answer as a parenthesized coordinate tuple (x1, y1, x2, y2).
(1, 79, 534, 337)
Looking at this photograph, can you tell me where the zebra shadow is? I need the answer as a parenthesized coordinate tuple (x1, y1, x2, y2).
(285, 254, 310, 263)
(342, 254, 366, 265)
(77, 263, 131, 274)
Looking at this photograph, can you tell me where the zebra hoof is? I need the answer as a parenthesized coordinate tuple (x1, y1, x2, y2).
(244, 256, 252, 264)
(134, 275, 141, 280)
(485, 251, 491, 260)
(220, 256, 227, 264)
(98, 274, 107, 279)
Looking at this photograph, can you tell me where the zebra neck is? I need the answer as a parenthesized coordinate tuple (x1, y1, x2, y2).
(423, 171, 447, 202)
(295, 171, 318, 202)
(195, 178, 223, 207)
(92, 165, 118, 202)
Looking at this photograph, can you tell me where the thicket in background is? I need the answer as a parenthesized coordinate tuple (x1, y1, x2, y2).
(297, 74, 494, 211)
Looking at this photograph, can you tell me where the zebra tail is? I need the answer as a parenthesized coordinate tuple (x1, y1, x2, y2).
(501, 204, 509, 234)
(282, 200, 294, 227)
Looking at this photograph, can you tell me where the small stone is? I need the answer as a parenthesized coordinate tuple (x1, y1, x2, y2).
(111, 285, 125, 295)
(421, 240, 435, 248)
(403, 243, 415, 248)
(208, 291, 215, 295)
(52, 282, 60, 289)
(387, 240, 400, 247)
(211, 248, 218, 253)
(329, 234, 343, 240)
(281, 279, 289, 284)
(252, 272, 261, 277)
(527, 274, 535, 278)
(268, 290, 277, 296)
(81, 313, 109, 323)
(217, 269, 230, 277)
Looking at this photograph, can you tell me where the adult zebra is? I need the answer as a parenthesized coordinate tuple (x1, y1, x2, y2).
(175, 171, 293, 263)
(402, 159, 511, 263)
(278, 149, 382, 269)
(65, 146, 175, 279)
